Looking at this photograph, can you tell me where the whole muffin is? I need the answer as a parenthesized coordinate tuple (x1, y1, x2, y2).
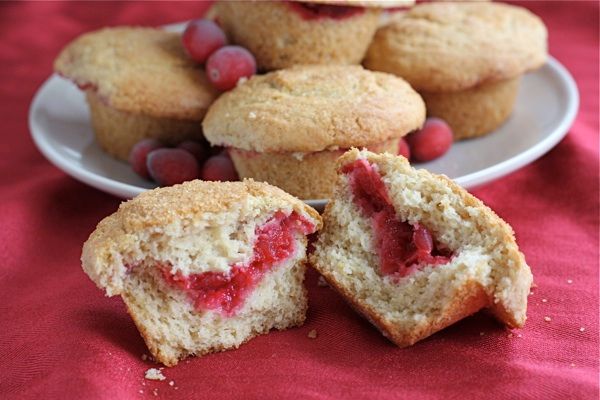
(215, 0, 413, 71)
(202, 65, 425, 200)
(54, 27, 218, 160)
(364, 2, 547, 140)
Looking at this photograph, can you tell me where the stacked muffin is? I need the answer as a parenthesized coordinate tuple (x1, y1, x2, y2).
(365, 2, 547, 139)
(203, 65, 425, 199)
(215, 0, 413, 71)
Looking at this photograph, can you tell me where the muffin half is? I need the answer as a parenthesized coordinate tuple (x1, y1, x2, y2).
(311, 149, 532, 346)
(81, 180, 321, 366)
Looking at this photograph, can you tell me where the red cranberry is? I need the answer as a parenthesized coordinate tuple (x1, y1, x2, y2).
(147, 148, 200, 186)
(398, 138, 410, 160)
(201, 154, 239, 182)
(129, 139, 165, 180)
(406, 118, 453, 162)
(182, 19, 227, 64)
(206, 46, 256, 91)
(177, 140, 210, 164)
(286, 2, 365, 20)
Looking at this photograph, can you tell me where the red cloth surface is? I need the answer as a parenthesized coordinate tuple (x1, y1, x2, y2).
(1, 1, 598, 399)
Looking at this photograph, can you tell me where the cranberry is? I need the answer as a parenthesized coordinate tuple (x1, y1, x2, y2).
(201, 154, 239, 182)
(406, 118, 453, 162)
(129, 139, 165, 180)
(177, 140, 210, 164)
(398, 138, 411, 160)
(286, 2, 365, 20)
(147, 148, 200, 186)
(206, 46, 256, 91)
(182, 19, 227, 64)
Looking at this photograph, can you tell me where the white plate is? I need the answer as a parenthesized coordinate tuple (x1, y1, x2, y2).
(29, 57, 578, 210)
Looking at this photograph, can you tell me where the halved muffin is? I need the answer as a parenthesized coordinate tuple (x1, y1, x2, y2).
(81, 180, 321, 366)
(310, 149, 532, 346)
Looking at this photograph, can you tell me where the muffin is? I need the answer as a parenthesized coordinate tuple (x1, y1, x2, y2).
(54, 27, 218, 161)
(81, 179, 321, 366)
(311, 149, 532, 346)
(215, 0, 413, 71)
(364, 2, 547, 140)
(202, 65, 426, 200)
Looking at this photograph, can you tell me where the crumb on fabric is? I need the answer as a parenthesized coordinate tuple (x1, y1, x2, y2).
(145, 368, 166, 381)
(567, 279, 573, 284)
(317, 276, 329, 287)
(544, 316, 552, 322)
(479, 332, 485, 336)
(169, 381, 175, 387)
(308, 329, 318, 339)
(541, 298, 548, 303)
(153, 388, 159, 396)
(579, 327, 585, 332)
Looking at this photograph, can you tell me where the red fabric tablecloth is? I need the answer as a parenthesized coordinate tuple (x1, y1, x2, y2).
(1, 1, 598, 399)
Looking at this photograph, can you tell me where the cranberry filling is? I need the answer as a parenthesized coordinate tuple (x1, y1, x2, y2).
(285, 1, 365, 20)
(160, 211, 315, 315)
(342, 159, 452, 278)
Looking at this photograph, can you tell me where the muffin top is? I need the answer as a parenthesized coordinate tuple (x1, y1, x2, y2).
(54, 27, 218, 120)
(83, 179, 320, 233)
(364, 2, 547, 92)
(203, 65, 425, 152)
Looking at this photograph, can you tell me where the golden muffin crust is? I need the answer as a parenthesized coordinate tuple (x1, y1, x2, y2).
(89, 179, 321, 233)
(364, 2, 547, 92)
(54, 27, 218, 120)
(203, 65, 425, 152)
